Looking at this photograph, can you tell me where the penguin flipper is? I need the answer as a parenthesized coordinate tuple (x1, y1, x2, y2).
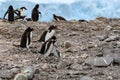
(39, 42, 46, 54)
(39, 31, 47, 42)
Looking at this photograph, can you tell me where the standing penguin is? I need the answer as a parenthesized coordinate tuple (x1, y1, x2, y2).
(3, 5, 18, 22)
(15, 7, 27, 20)
(20, 27, 34, 49)
(40, 36, 61, 58)
(31, 4, 41, 21)
(39, 25, 58, 43)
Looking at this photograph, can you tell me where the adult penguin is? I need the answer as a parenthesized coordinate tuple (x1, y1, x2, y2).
(3, 5, 17, 22)
(15, 7, 27, 20)
(40, 36, 61, 58)
(39, 25, 58, 43)
(31, 4, 41, 21)
(53, 14, 66, 21)
(20, 27, 34, 49)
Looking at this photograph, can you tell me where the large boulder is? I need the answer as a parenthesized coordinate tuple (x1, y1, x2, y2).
(80, 76, 95, 80)
(85, 57, 113, 67)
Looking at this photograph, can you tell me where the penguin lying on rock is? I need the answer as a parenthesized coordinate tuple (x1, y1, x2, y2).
(14, 7, 27, 20)
(53, 14, 66, 21)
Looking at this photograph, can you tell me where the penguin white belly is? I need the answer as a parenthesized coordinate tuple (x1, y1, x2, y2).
(45, 30, 55, 42)
(44, 43, 53, 57)
(30, 32, 33, 40)
(21, 10, 25, 16)
(26, 37, 29, 49)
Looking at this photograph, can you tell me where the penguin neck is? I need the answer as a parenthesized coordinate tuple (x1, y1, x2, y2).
(48, 29, 54, 33)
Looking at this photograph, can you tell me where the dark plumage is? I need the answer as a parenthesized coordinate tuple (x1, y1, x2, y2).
(53, 14, 66, 21)
(79, 19, 88, 23)
(40, 36, 60, 58)
(20, 27, 34, 48)
(3, 5, 17, 22)
(31, 4, 41, 21)
(39, 25, 57, 43)
(14, 7, 27, 20)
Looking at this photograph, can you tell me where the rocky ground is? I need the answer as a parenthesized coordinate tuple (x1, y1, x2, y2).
(0, 17, 120, 80)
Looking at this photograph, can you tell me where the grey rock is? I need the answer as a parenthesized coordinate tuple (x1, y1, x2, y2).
(57, 60, 70, 69)
(23, 66, 35, 79)
(80, 76, 95, 80)
(104, 25, 112, 31)
(85, 57, 94, 66)
(10, 68, 20, 74)
(80, 45, 87, 51)
(91, 26, 99, 30)
(68, 32, 79, 36)
(87, 42, 98, 49)
(97, 35, 108, 41)
(33, 74, 39, 80)
(105, 35, 119, 42)
(71, 63, 83, 70)
(14, 66, 35, 80)
(85, 57, 113, 67)
(41, 63, 50, 70)
(65, 47, 77, 53)
(0, 70, 14, 79)
(13, 73, 28, 80)
(113, 57, 120, 64)
(63, 41, 72, 49)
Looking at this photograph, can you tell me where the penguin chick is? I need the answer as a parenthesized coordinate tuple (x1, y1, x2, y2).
(20, 27, 34, 49)
(40, 36, 61, 58)
(39, 25, 58, 43)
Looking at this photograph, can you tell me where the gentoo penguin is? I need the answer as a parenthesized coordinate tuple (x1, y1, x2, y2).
(39, 25, 58, 43)
(31, 4, 41, 21)
(15, 7, 27, 20)
(53, 14, 66, 21)
(3, 5, 18, 22)
(20, 27, 34, 49)
(79, 19, 88, 23)
(40, 36, 61, 58)
(26, 18, 32, 21)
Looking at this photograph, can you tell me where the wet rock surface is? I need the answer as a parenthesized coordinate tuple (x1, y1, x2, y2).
(0, 18, 120, 80)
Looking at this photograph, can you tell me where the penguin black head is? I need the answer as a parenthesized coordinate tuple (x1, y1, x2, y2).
(9, 5, 13, 10)
(53, 14, 56, 17)
(48, 25, 58, 30)
(35, 4, 39, 9)
(20, 7, 27, 10)
(26, 27, 34, 32)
